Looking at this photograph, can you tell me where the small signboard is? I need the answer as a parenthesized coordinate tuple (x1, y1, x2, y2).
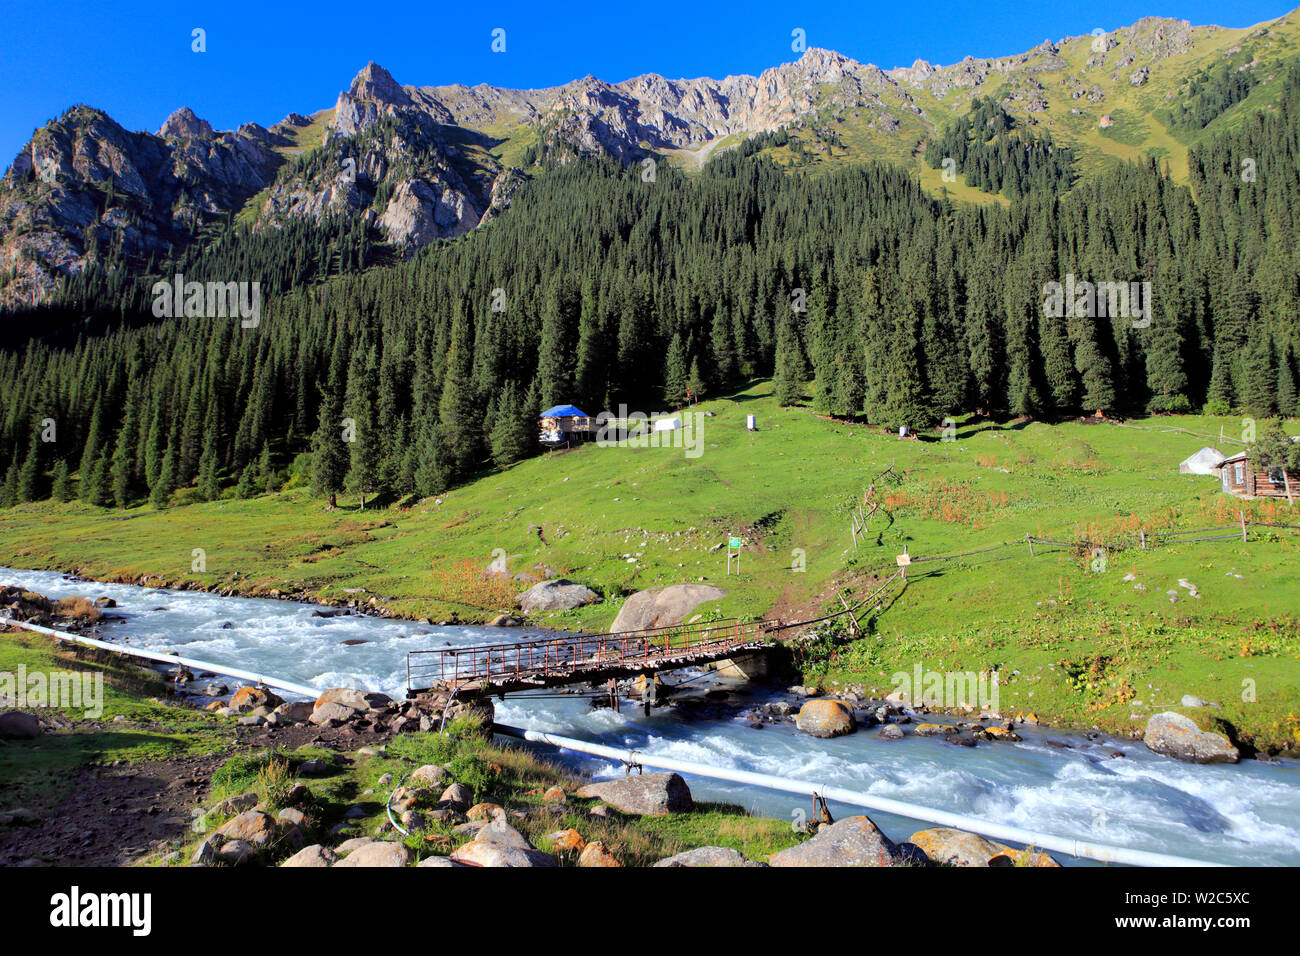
(729, 536, 741, 548)
(895, 553, 911, 566)
(727, 536, 742, 574)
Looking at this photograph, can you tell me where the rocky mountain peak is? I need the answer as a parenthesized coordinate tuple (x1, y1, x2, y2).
(795, 47, 862, 80)
(349, 62, 411, 106)
(158, 107, 214, 140)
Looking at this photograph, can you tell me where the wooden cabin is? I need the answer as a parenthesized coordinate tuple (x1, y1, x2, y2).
(538, 405, 595, 445)
(1218, 451, 1299, 502)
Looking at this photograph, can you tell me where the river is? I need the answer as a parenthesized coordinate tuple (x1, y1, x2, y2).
(4, 567, 1297, 866)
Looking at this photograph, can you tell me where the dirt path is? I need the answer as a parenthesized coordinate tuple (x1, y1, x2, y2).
(0, 719, 399, 866)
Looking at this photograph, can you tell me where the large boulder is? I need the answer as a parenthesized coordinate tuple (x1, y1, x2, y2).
(333, 841, 412, 867)
(0, 711, 41, 739)
(768, 816, 903, 867)
(281, 844, 337, 867)
(577, 841, 622, 867)
(795, 700, 856, 739)
(576, 772, 692, 816)
(215, 810, 278, 848)
(908, 828, 1012, 866)
(610, 584, 726, 633)
(473, 818, 531, 849)
(314, 688, 389, 713)
(516, 579, 601, 613)
(273, 701, 315, 723)
(410, 764, 449, 787)
(1143, 712, 1239, 764)
(308, 702, 358, 726)
(450, 841, 558, 867)
(228, 686, 283, 714)
(653, 846, 757, 867)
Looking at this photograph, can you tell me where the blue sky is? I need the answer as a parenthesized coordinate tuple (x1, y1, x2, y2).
(3, 1, 1295, 164)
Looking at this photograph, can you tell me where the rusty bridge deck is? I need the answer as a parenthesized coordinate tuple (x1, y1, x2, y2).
(406, 617, 777, 697)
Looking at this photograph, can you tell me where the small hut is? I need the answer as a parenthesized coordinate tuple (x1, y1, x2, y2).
(1217, 451, 1299, 502)
(538, 405, 594, 445)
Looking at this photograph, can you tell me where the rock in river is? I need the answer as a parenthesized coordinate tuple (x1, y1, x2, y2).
(794, 699, 856, 738)
(1143, 712, 1239, 764)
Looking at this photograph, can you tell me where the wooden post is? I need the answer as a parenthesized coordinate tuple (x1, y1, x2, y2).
(1240, 510, 1248, 543)
(1026, 533, 1034, 557)
(838, 594, 858, 638)
(1139, 530, 1146, 550)
(1284, 470, 1295, 509)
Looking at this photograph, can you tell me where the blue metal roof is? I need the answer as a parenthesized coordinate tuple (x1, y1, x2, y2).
(538, 404, 589, 418)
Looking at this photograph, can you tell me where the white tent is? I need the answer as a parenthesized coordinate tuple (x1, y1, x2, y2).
(653, 417, 683, 432)
(1179, 447, 1225, 475)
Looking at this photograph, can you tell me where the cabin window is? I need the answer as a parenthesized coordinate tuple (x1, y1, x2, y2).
(1234, 463, 1244, 485)
(1269, 466, 1285, 485)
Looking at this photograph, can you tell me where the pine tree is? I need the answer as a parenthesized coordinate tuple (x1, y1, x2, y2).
(662, 333, 689, 406)
(1277, 344, 1299, 418)
(1205, 340, 1235, 414)
(488, 381, 532, 468)
(51, 459, 73, 503)
(196, 448, 221, 502)
(150, 445, 177, 509)
(1240, 336, 1278, 416)
(17, 435, 42, 503)
(344, 349, 383, 509)
(235, 462, 257, 498)
(772, 310, 806, 407)
(88, 451, 114, 507)
(78, 400, 106, 503)
(0, 454, 18, 508)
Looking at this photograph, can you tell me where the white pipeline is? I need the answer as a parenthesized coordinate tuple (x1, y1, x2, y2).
(0, 617, 322, 699)
(493, 723, 1224, 868)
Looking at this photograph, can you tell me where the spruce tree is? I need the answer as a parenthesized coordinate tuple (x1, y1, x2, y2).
(51, 459, 73, 503)
(17, 436, 42, 503)
(488, 381, 531, 468)
(150, 446, 177, 509)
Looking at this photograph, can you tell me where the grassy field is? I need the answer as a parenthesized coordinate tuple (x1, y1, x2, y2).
(1, 383, 1298, 750)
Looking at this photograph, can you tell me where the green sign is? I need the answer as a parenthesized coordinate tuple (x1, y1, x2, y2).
(729, 536, 741, 548)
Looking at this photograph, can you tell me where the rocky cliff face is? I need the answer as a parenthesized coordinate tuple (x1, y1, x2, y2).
(0, 105, 281, 308)
(257, 62, 495, 250)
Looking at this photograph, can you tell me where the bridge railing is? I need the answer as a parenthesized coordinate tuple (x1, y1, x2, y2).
(406, 617, 765, 691)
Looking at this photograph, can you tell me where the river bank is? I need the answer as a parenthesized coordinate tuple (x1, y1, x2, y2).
(3, 570, 1298, 865)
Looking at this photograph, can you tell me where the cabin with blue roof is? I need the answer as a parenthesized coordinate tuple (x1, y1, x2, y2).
(538, 404, 595, 446)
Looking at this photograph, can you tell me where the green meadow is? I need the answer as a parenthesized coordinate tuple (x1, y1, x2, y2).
(1, 381, 1297, 749)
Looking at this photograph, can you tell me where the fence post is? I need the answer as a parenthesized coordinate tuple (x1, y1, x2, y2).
(1026, 533, 1034, 557)
(1240, 510, 1248, 543)
(1139, 530, 1146, 550)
